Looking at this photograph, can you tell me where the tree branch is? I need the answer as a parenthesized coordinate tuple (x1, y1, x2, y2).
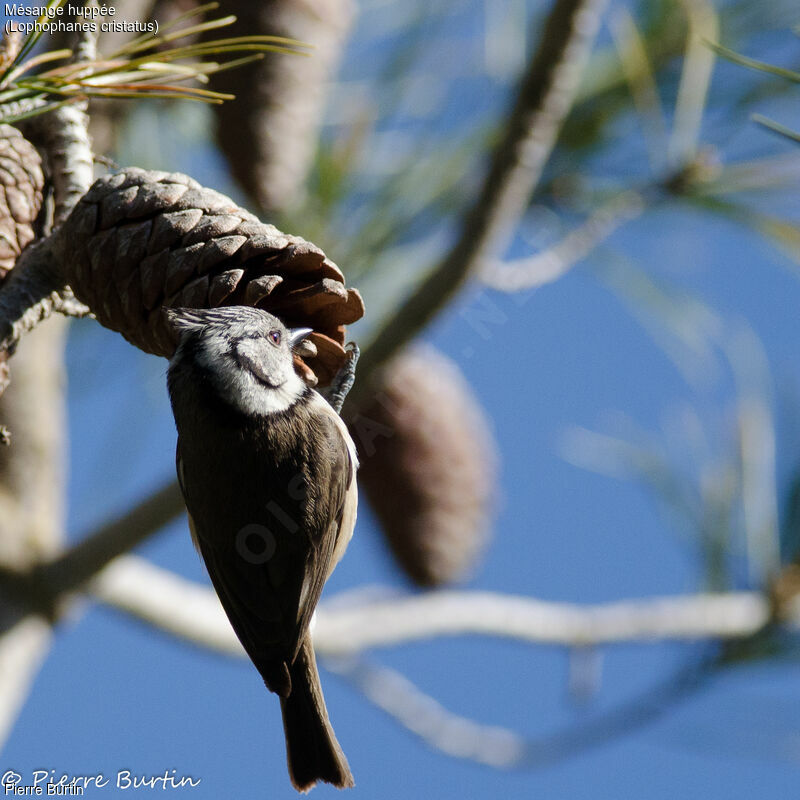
(0, 319, 69, 746)
(327, 650, 717, 769)
(350, 0, 609, 404)
(90, 555, 238, 654)
(0, 478, 182, 637)
(480, 191, 646, 292)
(41, 103, 94, 227)
(0, 10, 95, 365)
(326, 656, 527, 767)
(0, 617, 54, 748)
(313, 590, 778, 652)
(88, 558, 742, 770)
(0, 14, 97, 749)
(87, 556, 787, 655)
(36, 481, 186, 606)
(0, 239, 68, 355)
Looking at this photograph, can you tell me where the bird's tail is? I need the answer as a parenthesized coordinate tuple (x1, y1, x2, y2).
(280, 636, 354, 793)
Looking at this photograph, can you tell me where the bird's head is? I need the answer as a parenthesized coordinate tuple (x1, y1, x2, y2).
(165, 306, 313, 415)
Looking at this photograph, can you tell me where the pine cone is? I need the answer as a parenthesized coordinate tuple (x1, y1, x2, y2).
(209, 0, 356, 214)
(0, 124, 44, 280)
(350, 345, 497, 587)
(54, 168, 363, 386)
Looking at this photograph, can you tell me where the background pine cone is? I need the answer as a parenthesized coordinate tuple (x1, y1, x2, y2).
(208, 0, 356, 215)
(0, 125, 44, 280)
(351, 345, 498, 587)
(54, 168, 363, 386)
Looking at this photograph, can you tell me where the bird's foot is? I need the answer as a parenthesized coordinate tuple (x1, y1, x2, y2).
(323, 343, 359, 415)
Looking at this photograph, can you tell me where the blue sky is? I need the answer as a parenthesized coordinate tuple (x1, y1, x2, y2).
(4, 0, 800, 798)
(8, 213, 800, 798)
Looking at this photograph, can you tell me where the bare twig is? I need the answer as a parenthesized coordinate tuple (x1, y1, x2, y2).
(43, 100, 95, 227)
(326, 656, 526, 767)
(480, 191, 646, 292)
(40, 1, 97, 225)
(0, 239, 69, 355)
(0, 234, 90, 383)
(90, 555, 238, 654)
(316, 590, 777, 652)
(87, 556, 783, 653)
(10, 552, 740, 772)
(37, 481, 186, 604)
(515, 651, 717, 767)
(0, 477, 182, 636)
(328, 650, 717, 769)
(0, 617, 54, 747)
(351, 0, 608, 404)
(89, 558, 735, 770)
(0, 319, 69, 746)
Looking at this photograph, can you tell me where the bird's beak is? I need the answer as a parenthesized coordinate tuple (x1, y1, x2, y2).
(289, 327, 314, 351)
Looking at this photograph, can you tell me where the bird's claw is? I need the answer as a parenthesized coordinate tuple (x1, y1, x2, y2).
(323, 343, 360, 414)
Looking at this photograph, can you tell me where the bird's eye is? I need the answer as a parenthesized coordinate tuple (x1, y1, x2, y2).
(269, 330, 281, 346)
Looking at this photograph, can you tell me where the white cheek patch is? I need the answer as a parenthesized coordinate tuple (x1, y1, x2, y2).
(235, 338, 277, 386)
(241, 369, 306, 415)
(193, 335, 306, 416)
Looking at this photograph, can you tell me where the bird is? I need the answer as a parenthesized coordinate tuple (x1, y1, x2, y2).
(164, 305, 357, 792)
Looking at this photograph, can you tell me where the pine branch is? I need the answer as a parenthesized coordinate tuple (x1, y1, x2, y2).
(0, 8, 96, 365)
(327, 650, 716, 769)
(37, 481, 186, 604)
(85, 557, 773, 769)
(87, 556, 788, 654)
(480, 190, 646, 291)
(350, 0, 609, 405)
(0, 14, 96, 750)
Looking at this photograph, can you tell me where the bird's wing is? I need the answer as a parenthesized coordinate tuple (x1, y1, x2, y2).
(177, 437, 293, 691)
(176, 444, 201, 555)
(175, 403, 356, 694)
(195, 519, 298, 694)
(291, 399, 356, 658)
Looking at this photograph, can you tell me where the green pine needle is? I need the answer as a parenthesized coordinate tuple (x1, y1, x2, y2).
(751, 114, 800, 144)
(709, 41, 800, 84)
(0, 3, 308, 121)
